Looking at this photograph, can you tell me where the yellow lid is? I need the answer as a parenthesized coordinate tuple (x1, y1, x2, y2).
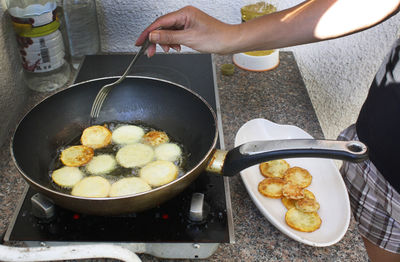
(12, 18, 60, 38)
(241, 2, 277, 21)
(244, 50, 275, 56)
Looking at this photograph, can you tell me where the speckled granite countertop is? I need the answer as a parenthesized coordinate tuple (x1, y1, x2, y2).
(0, 52, 368, 261)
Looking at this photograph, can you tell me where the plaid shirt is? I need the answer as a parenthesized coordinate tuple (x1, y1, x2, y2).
(339, 124, 400, 253)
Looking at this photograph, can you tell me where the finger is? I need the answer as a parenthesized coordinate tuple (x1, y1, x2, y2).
(169, 44, 181, 52)
(160, 44, 170, 53)
(149, 29, 187, 46)
(145, 43, 157, 57)
(136, 30, 151, 46)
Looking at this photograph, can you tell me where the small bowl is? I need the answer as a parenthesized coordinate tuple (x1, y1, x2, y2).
(233, 50, 279, 72)
(220, 63, 235, 76)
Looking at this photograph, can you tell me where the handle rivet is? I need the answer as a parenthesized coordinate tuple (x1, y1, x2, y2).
(346, 142, 365, 153)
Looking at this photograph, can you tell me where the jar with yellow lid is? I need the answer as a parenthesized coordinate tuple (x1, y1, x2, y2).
(8, 0, 70, 92)
(233, 1, 279, 71)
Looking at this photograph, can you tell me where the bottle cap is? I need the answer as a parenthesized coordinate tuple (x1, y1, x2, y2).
(221, 64, 235, 76)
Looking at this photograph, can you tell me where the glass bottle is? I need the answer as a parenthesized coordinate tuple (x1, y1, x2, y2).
(7, 0, 70, 92)
(62, 0, 100, 65)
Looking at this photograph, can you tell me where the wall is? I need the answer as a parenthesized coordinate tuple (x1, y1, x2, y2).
(291, 17, 400, 138)
(96, 0, 400, 139)
(95, 0, 244, 52)
(0, 0, 28, 148)
(0, 0, 399, 148)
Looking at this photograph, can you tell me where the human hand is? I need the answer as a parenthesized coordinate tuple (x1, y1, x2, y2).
(136, 6, 238, 57)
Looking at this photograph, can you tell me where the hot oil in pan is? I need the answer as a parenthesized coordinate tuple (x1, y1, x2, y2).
(49, 122, 189, 196)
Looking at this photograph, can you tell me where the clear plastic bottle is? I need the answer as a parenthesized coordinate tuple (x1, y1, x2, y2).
(8, 0, 70, 92)
(63, 0, 100, 64)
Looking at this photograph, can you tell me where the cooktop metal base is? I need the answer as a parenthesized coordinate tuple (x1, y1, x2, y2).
(4, 54, 234, 260)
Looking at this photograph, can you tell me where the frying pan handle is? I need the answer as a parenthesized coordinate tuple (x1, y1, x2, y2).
(215, 139, 368, 176)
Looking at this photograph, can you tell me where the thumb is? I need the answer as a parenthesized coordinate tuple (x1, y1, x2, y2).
(149, 30, 186, 46)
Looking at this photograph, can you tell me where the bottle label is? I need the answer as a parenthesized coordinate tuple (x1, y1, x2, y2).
(17, 29, 65, 72)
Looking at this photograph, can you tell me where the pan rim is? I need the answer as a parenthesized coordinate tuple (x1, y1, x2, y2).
(11, 76, 218, 201)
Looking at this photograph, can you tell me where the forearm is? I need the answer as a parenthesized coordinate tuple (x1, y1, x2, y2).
(225, 0, 400, 54)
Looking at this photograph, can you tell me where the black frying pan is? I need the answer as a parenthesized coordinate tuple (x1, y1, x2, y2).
(11, 77, 368, 215)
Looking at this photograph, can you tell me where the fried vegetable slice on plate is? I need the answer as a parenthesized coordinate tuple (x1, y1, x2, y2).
(111, 125, 145, 145)
(259, 159, 290, 178)
(109, 177, 152, 197)
(140, 160, 178, 187)
(295, 197, 320, 213)
(116, 143, 154, 168)
(303, 189, 316, 199)
(51, 166, 83, 188)
(282, 183, 305, 200)
(285, 207, 322, 232)
(71, 176, 111, 198)
(86, 154, 117, 175)
(60, 145, 94, 167)
(257, 177, 286, 198)
(154, 143, 182, 162)
(281, 197, 296, 210)
(284, 166, 312, 188)
(142, 130, 169, 146)
(282, 189, 316, 209)
(81, 125, 112, 149)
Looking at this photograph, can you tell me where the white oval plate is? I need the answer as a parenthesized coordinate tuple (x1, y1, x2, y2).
(234, 118, 351, 246)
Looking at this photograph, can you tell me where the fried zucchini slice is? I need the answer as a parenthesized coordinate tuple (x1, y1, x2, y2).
(284, 167, 312, 188)
(116, 143, 154, 168)
(60, 145, 94, 167)
(109, 177, 151, 197)
(285, 207, 322, 232)
(282, 183, 305, 200)
(71, 176, 111, 198)
(51, 166, 83, 188)
(139, 160, 178, 187)
(281, 189, 316, 210)
(86, 154, 116, 175)
(295, 198, 320, 213)
(81, 125, 112, 149)
(303, 189, 316, 200)
(282, 197, 296, 210)
(154, 143, 182, 162)
(111, 125, 145, 145)
(142, 131, 169, 146)
(258, 177, 286, 198)
(259, 159, 290, 178)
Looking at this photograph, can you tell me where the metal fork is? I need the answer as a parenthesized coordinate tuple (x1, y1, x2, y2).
(89, 38, 151, 123)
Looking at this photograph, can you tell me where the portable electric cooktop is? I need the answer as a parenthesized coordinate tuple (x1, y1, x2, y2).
(4, 54, 234, 259)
